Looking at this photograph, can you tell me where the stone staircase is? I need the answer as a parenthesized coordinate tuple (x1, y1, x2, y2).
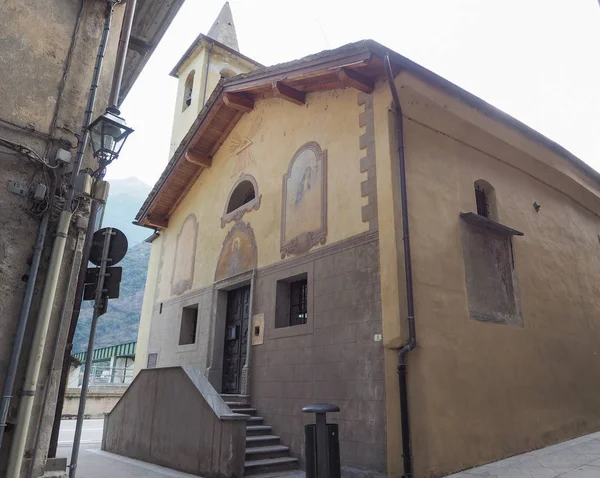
(222, 394, 299, 475)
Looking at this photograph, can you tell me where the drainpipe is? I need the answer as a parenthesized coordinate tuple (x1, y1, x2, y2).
(384, 55, 417, 478)
(49, 0, 136, 457)
(0, 213, 50, 452)
(47, 202, 100, 458)
(108, 0, 136, 109)
(6, 3, 118, 476)
(27, 229, 84, 478)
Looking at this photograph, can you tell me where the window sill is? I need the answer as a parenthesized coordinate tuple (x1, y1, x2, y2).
(270, 321, 313, 339)
(459, 212, 524, 237)
(175, 342, 198, 353)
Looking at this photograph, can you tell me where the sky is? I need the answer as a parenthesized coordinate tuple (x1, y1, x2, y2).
(107, 0, 600, 187)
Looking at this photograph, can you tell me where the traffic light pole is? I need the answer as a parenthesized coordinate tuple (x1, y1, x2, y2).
(68, 228, 113, 478)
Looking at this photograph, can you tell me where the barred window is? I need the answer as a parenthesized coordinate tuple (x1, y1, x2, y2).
(289, 279, 308, 326)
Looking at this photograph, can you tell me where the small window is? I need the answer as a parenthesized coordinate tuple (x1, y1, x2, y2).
(275, 273, 308, 328)
(182, 70, 195, 112)
(179, 304, 198, 345)
(474, 179, 497, 221)
(227, 180, 256, 213)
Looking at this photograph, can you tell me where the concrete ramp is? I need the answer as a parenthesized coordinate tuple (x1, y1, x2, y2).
(101, 365, 248, 478)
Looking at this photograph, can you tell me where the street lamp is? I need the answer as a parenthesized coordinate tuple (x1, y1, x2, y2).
(88, 106, 134, 165)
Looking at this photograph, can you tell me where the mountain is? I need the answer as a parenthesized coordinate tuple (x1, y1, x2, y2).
(100, 177, 152, 246)
(73, 177, 153, 353)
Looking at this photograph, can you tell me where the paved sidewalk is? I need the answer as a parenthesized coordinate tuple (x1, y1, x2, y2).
(57, 447, 201, 477)
(447, 431, 600, 478)
(57, 419, 600, 478)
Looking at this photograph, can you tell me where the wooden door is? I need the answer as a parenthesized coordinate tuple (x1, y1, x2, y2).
(222, 286, 250, 394)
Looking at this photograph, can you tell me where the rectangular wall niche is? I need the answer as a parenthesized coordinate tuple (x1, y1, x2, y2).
(275, 273, 308, 328)
(179, 304, 198, 345)
(460, 213, 523, 326)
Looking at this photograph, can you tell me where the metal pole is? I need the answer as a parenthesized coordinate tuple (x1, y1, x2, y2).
(69, 228, 113, 478)
(315, 412, 328, 478)
(0, 213, 49, 450)
(48, 200, 100, 457)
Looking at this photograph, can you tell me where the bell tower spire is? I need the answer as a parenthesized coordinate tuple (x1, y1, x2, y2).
(168, 2, 261, 155)
(207, 2, 239, 52)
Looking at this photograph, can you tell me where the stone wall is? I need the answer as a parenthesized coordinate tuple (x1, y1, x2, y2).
(62, 386, 126, 419)
(251, 231, 385, 473)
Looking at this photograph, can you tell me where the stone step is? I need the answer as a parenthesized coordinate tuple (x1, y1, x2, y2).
(234, 407, 257, 415)
(244, 457, 299, 475)
(226, 401, 251, 409)
(246, 435, 281, 448)
(247, 425, 272, 436)
(245, 445, 290, 460)
(247, 416, 264, 423)
(220, 394, 250, 405)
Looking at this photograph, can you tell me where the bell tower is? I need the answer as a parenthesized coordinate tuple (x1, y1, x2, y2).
(169, 2, 261, 155)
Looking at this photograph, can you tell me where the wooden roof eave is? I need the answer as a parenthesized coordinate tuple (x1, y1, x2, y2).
(136, 43, 379, 228)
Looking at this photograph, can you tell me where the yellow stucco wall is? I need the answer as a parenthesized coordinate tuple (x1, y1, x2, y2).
(133, 234, 163, 376)
(151, 86, 368, 303)
(375, 72, 600, 477)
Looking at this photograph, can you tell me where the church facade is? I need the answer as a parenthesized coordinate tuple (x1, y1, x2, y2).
(132, 5, 600, 477)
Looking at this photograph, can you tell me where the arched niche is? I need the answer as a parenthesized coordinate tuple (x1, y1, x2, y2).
(171, 213, 198, 295)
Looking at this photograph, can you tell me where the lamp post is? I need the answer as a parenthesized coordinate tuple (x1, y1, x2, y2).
(88, 106, 134, 170)
(67, 109, 132, 478)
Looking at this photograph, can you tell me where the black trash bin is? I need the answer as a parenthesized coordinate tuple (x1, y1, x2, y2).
(303, 403, 341, 478)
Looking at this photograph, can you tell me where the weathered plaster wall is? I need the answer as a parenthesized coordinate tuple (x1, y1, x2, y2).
(374, 73, 600, 477)
(157, 88, 368, 303)
(0, 1, 124, 476)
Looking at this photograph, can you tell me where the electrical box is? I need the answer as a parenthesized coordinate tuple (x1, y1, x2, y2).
(75, 216, 89, 230)
(93, 180, 110, 203)
(74, 173, 92, 196)
(55, 148, 72, 165)
(34, 183, 47, 201)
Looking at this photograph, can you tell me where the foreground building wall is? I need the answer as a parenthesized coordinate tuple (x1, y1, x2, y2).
(374, 72, 600, 477)
(0, 1, 124, 476)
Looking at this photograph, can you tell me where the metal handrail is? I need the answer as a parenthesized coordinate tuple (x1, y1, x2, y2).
(77, 366, 133, 387)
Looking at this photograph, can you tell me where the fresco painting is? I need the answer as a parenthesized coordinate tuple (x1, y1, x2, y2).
(281, 142, 327, 257)
(215, 222, 257, 280)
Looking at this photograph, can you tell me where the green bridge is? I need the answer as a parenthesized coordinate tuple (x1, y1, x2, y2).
(73, 341, 136, 364)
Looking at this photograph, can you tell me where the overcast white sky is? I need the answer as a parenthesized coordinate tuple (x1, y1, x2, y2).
(107, 0, 600, 187)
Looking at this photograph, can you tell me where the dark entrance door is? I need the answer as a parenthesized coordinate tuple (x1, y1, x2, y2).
(222, 286, 250, 394)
